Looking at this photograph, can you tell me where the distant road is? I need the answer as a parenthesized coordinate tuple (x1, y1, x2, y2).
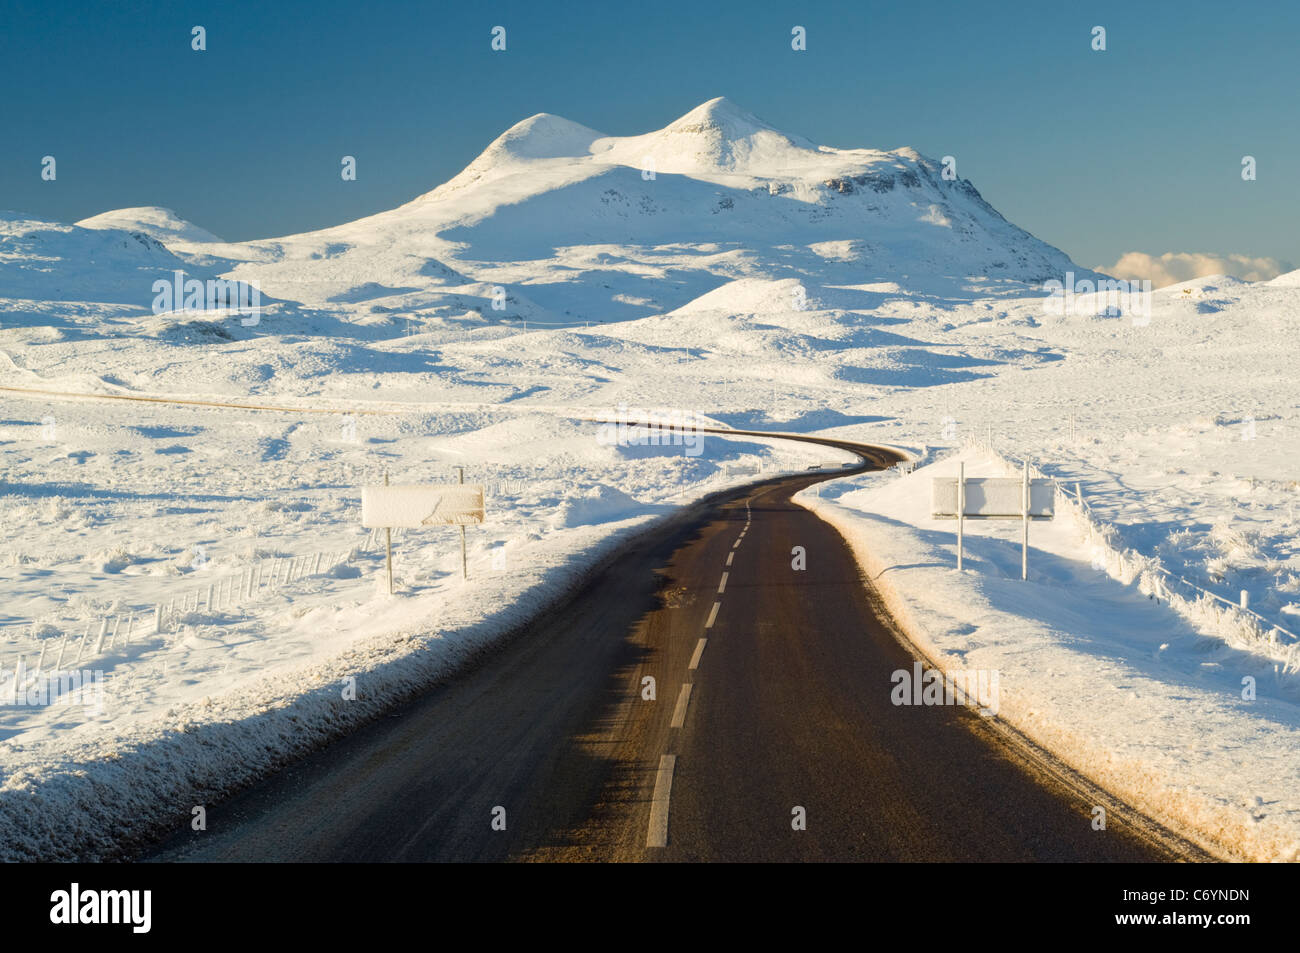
(146, 436, 1204, 862)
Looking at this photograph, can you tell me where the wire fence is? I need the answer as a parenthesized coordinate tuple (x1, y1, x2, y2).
(0, 542, 368, 687)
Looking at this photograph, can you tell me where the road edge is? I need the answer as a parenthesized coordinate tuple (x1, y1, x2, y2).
(794, 479, 1243, 863)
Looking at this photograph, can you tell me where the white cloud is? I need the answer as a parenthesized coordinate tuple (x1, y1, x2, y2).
(1099, 251, 1292, 289)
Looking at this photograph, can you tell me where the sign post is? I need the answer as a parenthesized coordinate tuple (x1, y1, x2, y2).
(932, 467, 1054, 579)
(384, 472, 393, 595)
(1021, 461, 1029, 581)
(957, 462, 965, 571)
(454, 466, 467, 580)
(362, 480, 486, 592)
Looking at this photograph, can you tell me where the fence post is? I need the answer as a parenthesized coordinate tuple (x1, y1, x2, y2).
(1021, 461, 1029, 581)
(957, 462, 965, 572)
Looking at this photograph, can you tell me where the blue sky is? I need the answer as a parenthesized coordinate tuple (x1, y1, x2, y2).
(3, 0, 1297, 276)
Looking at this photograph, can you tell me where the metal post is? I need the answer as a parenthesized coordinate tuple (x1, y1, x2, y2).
(384, 471, 393, 595)
(1021, 461, 1029, 581)
(456, 466, 467, 580)
(957, 462, 965, 571)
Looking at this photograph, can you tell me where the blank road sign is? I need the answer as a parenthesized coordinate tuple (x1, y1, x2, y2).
(931, 477, 1054, 520)
(362, 484, 485, 528)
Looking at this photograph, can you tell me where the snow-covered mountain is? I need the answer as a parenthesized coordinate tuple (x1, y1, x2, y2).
(2, 98, 1088, 322)
(77, 206, 225, 246)
(219, 97, 1085, 321)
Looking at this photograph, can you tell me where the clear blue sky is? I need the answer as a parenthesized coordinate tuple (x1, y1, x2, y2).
(3, 0, 1297, 271)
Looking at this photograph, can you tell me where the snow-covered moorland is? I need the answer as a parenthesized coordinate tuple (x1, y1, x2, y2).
(2, 97, 1298, 857)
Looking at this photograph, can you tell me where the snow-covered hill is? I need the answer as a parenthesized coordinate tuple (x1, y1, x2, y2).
(0, 212, 206, 307)
(76, 207, 225, 246)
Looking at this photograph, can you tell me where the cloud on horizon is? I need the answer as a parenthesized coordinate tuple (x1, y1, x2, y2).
(1099, 251, 1293, 288)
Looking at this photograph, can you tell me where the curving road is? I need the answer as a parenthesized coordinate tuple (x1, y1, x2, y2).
(145, 437, 1201, 862)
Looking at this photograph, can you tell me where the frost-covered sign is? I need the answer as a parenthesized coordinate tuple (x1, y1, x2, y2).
(931, 478, 1054, 519)
(931, 465, 1054, 581)
(362, 485, 485, 528)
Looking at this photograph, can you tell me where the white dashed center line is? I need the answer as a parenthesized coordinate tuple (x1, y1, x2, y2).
(688, 637, 707, 670)
(645, 754, 676, 848)
(717, 572, 728, 594)
(670, 682, 693, 728)
(725, 551, 734, 567)
(705, 601, 720, 628)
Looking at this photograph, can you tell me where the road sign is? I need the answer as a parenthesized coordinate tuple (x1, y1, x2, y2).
(931, 477, 1054, 519)
(362, 485, 485, 529)
(931, 464, 1055, 580)
(363, 481, 486, 592)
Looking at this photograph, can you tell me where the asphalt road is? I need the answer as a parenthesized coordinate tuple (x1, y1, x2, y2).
(147, 440, 1197, 863)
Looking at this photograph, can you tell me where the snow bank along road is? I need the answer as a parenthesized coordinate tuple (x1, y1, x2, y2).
(146, 434, 1205, 862)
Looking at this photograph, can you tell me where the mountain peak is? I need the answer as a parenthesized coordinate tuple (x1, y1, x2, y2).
(592, 96, 814, 175)
(664, 97, 779, 137)
(488, 112, 608, 161)
(433, 112, 608, 194)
